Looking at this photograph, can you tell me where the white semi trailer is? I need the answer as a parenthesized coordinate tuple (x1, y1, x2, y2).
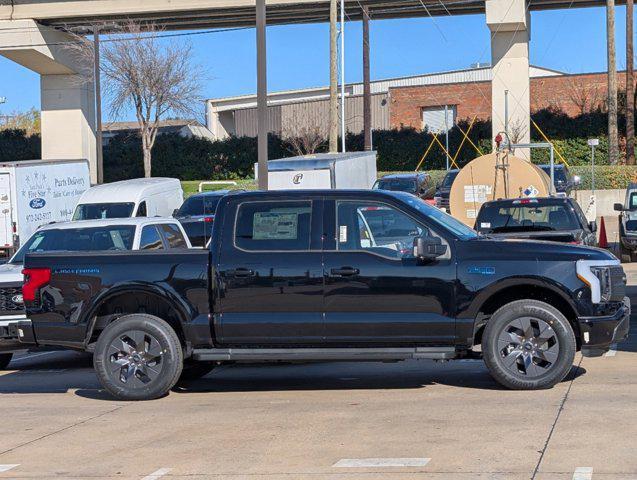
(0, 159, 90, 255)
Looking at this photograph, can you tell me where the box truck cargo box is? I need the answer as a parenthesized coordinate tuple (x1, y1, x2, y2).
(255, 152, 377, 190)
(0, 159, 90, 254)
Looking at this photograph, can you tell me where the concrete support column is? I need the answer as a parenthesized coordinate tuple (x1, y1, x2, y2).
(0, 20, 97, 182)
(486, 0, 531, 159)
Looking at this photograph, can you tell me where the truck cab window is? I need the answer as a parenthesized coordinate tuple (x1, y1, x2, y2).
(337, 201, 430, 259)
(235, 201, 312, 251)
(160, 224, 188, 249)
(136, 201, 147, 217)
(139, 226, 164, 250)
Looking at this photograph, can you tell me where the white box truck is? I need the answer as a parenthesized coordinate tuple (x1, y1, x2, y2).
(0, 159, 90, 255)
(255, 152, 377, 190)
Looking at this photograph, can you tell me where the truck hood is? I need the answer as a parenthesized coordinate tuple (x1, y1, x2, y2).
(469, 236, 614, 262)
(484, 230, 582, 243)
(0, 262, 24, 284)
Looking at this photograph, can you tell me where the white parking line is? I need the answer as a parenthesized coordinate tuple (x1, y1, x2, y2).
(141, 468, 171, 480)
(604, 344, 618, 357)
(333, 458, 430, 468)
(573, 466, 593, 480)
(0, 465, 19, 473)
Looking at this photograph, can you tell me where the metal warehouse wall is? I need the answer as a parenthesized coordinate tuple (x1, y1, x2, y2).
(233, 93, 389, 138)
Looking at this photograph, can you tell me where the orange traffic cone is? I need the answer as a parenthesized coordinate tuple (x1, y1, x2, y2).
(598, 216, 608, 249)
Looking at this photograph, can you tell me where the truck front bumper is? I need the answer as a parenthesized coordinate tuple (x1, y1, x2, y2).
(0, 317, 29, 353)
(578, 297, 631, 357)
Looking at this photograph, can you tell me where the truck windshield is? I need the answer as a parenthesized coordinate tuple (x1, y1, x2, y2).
(177, 195, 222, 217)
(374, 179, 418, 193)
(393, 192, 477, 239)
(441, 170, 459, 188)
(476, 202, 580, 233)
(10, 225, 136, 264)
(73, 203, 135, 220)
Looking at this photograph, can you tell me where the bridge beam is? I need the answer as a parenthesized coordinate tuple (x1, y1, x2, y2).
(0, 20, 97, 183)
(486, 0, 531, 159)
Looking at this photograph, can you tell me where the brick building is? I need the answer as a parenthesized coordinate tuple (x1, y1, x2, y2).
(206, 66, 622, 139)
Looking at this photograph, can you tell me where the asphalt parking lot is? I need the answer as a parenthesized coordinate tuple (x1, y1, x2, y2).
(0, 268, 636, 480)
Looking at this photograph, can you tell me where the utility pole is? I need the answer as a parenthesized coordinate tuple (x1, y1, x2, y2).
(256, 0, 268, 189)
(362, 5, 372, 151)
(607, 0, 619, 164)
(93, 26, 104, 184)
(340, 0, 346, 152)
(627, 0, 635, 164)
(329, 0, 338, 152)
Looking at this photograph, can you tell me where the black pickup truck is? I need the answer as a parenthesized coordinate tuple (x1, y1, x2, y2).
(19, 190, 630, 400)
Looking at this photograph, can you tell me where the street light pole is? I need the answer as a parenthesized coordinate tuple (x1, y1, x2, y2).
(93, 26, 104, 184)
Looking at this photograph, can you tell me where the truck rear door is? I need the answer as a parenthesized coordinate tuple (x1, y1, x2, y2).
(215, 196, 324, 344)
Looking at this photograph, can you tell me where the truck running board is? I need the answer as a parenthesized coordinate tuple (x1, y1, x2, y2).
(191, 347, 456, 362)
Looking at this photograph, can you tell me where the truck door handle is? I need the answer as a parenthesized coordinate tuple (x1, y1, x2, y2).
(227, 268, 254, 278)
(330, 267, 360, 277)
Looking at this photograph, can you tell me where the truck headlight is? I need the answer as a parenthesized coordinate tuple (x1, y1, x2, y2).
(576, 259, 620, 303)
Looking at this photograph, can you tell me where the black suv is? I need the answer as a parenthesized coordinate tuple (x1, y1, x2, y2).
(373, 173, 436, 203)
(433, 168, 459, 211)
(539, 164, 579, 197)
(475, 197, 597, 246)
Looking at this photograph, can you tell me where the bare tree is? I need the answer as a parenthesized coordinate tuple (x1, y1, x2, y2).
(67, 22, 203, 177)
(508, 117, 528, 145)
(286, 127, 325, 156)
(566, 77, 602, 115)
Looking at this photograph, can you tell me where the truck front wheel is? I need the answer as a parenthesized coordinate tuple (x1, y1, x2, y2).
(482, 300, 576, 390)
(94, 314, 183, 401)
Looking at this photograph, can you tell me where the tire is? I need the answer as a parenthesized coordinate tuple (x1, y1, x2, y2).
(620, 243, 632, 263)
(0, 353, 12, 370)
(177, 362, 215, 383)
(482, 300, 576, 390)
(94, 314, 183, 401)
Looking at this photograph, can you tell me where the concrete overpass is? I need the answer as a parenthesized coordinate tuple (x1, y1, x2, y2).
(0, 0, 613, 182)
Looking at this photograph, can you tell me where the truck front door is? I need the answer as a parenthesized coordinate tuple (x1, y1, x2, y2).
(322, 198, 456, 344)
(216, 197, 324, 344)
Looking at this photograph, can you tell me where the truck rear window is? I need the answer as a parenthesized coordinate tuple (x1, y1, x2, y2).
(73, 203, 135, 220)
(476, 202, 580, 233)
(235, 201, 312, 251)
(11, 225, 136, 263)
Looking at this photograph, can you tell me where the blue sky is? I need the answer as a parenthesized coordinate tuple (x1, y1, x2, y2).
(0, 5, 631, 121)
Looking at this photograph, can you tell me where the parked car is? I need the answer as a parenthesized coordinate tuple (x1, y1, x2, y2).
(615, 183, 637, 262)
(373, 173, 436, 203)
(72, 178, 183, 220)
(0, 159, 90, 256)
(538, 164, 580, 197)
(0, 217, 191, 369)
(174, 190, 242, 247)
(475, 197, 597, 246)
(433, 168, 459, 211)
(18, 190, 629, 400)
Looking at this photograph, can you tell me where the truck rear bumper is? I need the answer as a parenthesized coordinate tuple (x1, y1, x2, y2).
(578, 297, 631, 357)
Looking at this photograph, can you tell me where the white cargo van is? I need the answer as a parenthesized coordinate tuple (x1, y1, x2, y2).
(0, 159, 90, 255)
(72, 178, 183, 220)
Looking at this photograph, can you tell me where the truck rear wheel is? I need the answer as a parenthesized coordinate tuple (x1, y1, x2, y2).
(482, 300, 576, 390)
(0, 353, 12, 370)
(94, 314, 183, 401)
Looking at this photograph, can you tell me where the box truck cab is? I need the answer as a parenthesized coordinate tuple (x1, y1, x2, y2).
(0, 159, 90, 255)
(72, 178, 183, 220)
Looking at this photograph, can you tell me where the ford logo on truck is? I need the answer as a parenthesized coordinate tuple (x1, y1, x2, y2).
(29, 198, 46, 209)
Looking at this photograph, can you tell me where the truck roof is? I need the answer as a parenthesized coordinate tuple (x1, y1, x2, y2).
(35, 217, 180, 231)
(77, 178, 182, 204)
(480, 197, 573, 207)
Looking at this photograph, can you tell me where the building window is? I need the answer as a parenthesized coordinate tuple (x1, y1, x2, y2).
(422, 105, 456, 133)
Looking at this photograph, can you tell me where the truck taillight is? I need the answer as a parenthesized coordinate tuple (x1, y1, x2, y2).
(204, 216, 214, 223)
(22, 268, 51, 302)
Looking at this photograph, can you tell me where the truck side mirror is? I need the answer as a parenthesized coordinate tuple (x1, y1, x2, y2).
(414, 236, 447, 260)
(172, 208, 179, 217)
(614, 203, 625, 212)
(589, 220, 597, 233)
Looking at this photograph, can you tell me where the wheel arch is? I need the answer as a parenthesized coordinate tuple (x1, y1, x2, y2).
(82, 283, 191, 348)
(470, 278, 581, 348)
